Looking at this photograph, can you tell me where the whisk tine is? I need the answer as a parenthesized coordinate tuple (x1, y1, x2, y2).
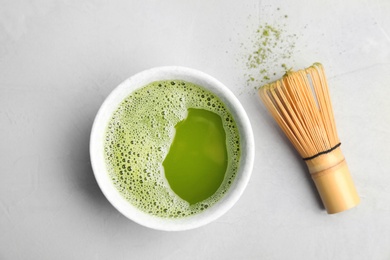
(258, 63, 338, 159)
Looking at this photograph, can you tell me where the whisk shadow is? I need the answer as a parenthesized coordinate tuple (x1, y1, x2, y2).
(289, 147, 325, 211)
(253, 94, 325, 211)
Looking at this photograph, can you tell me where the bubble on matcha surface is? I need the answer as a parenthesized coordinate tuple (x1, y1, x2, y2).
(104, 80, 241, 218)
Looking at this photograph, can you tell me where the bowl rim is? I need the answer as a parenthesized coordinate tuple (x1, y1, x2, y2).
(90, 66, 254, 231)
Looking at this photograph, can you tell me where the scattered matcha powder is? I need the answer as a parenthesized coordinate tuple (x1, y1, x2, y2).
(240, 9, 298, 92)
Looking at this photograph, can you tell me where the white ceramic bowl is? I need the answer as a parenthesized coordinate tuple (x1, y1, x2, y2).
(90, 66, 254, 231)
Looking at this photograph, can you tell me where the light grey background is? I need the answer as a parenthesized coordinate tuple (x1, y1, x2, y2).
(1, 0, 390, 259)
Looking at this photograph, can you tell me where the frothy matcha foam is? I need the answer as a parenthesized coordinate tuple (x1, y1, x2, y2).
(104, 80, 241, 218)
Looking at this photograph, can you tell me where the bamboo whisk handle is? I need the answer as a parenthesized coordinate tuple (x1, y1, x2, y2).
(305, 147, 360, 214)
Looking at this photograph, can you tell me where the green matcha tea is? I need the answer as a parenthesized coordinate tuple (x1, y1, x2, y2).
(163, 108, 228, 205)
(104, 80, 240, 218)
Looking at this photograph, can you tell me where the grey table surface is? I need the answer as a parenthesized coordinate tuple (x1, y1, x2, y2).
(1, 0, 390, 259)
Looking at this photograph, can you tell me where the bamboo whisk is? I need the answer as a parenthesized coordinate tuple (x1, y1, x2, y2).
(258, 63, 359, 214)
